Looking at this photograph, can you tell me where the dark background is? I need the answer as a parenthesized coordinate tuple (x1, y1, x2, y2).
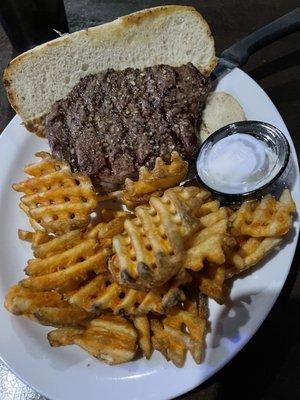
(0, 1, 299, 399)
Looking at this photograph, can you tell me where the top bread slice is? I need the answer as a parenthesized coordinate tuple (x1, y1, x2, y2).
(3, 5, 217, 136)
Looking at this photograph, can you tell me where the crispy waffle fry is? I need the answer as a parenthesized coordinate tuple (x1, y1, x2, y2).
(133, 315, 152, 359)
(183, 234, 228, 271)
(20, 220, 116, 281)
(122, 152, 189, 208)
(19, 201, 45, 232)
(6, 144, 297, 373)
(68, 273, 186, 315)
(231, 189, 295, 237)
(224, 190, 295, 278)
(5, 285, 91, 326)
(20, 241, 110, 291)
(32, 229, 83, 259)
(18, 229, 35, 242)
(225, 236, 283, 278)
(86, 213, 130, 250)
(198, 264, 228, 304)
(180, 202, 232, 272)
(47, 327, 85, 345)
(48, 315, 137, 364)
(151, 296, 208, 367)
(25, 234, 96, 276)
(18, 229, 52, 248)
(13, 152, 97, 234)
(112, 186, 210, 289)
(112, 217, 182, 289)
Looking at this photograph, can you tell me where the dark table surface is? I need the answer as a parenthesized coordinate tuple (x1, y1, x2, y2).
(0, 1, 299, 399)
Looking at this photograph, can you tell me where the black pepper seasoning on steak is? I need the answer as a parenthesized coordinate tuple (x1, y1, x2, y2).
(45, 63, 210, 191)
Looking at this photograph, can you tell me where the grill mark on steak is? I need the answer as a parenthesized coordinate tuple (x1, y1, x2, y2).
(45, 63, 210, 191)
(155, 67, 185, 157)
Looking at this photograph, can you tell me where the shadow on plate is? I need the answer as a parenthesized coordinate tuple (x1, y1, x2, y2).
(207, 221, 297, 352)
(177, 232, 300, 400)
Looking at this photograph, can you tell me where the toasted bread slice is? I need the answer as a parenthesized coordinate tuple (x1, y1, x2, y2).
(3, 5, 217, 136)
(199, 92, 246, 143)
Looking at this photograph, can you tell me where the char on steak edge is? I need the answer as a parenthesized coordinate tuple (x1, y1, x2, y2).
(45, 63, 210, 191)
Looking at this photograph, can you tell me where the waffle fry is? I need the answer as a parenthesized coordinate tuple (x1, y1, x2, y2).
(5, 285, 91, 327)
(151, 296, 208, 367)
(183, 235, 230, 272)
(48, 315, 137, 364)
(231, 189, 295, 237)
(122, 152, 189, 208)
(133, 315, 152, 359)
(6, 141, 297, 372)
(20, 240, 109, 291)
(86, 212, 130, 249)
(19, 201, 45, 232)
(225, 236, 283, 278)
(13, 152, 97, 234)
(18, 229, 52, 248)
(198, 264, 228, 304)
(32, 229, 83, 259)
(224, 190, 295, 278)
(112, 186, 210, 289)
(25, 234, 95, 276)
(68, 273, 186, 315)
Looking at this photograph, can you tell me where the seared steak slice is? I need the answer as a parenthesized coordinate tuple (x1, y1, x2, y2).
(45, 63, 210, 191)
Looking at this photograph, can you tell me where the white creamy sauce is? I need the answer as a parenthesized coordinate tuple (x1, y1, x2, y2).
(197, 134, 280, 194)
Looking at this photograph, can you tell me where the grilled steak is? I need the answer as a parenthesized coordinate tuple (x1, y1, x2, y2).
(45, 63, 210, 191)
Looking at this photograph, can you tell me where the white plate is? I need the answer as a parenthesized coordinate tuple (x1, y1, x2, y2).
(0, 68, 299, 400)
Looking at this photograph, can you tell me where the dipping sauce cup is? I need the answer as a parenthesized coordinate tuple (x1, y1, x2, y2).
(195, 121, 290, 204)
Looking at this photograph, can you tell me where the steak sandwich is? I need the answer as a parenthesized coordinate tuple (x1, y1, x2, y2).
(45, 64, 209, 190)
(4, 6, 217, 190)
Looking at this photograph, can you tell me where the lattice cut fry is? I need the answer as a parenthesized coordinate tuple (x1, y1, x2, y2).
(13, 152, 97, 234)
(18, 229, 34, 242)
(112, 186, 210, 289)
(122, 152, 189, 208)
(20, 241, 110, 291)
(182, 204, 232, 271)
(48, 315, 137, 364)
(183, 234, 229, 271)
(32, 229, 83, 259)
(85, 213, 130, 249)
(19, 201, 45, 232)
(231, 189, 295, 237)
(225, 236, 283, 278)
(68, 272, 186, 316)
(150, 186, 210, 246)
(198, 264, 228, 304)
(133, 315, 152, 359)
(223, 190, 296, 278)
(25, 236, 96, 276)
(151, 296, 208, 367)
(4, 285, 91, 327)
(18, 229, 52, 248)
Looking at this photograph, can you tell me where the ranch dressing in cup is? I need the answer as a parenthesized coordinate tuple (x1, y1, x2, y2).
(195, 121, 290, 203)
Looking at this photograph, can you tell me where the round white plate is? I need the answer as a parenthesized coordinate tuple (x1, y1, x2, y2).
(0, 68, 299, 400)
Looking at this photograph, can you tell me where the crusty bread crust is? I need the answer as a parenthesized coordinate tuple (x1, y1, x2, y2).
(4, 5, 217, 136)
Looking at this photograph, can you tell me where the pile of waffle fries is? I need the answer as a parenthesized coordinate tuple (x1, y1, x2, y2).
(5, 151, 296, 367)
